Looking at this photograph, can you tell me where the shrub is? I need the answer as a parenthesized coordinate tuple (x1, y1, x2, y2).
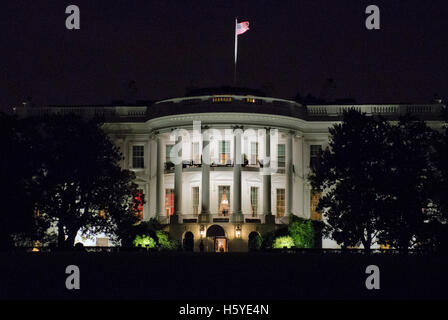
(261, 227, 289, 250)
(133, 234, 156, 248)
(155, 230, 179, 250)
(288, 216, 315, 248)
(273, 236, 295, 248)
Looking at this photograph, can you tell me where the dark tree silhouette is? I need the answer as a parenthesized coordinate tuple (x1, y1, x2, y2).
(34, 115, 142, 248)
(309, 110, 392, 253)
(378, 116, 437, 253)
(0, 113, 50, 248)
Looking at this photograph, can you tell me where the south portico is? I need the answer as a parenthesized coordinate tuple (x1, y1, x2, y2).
(107, 111, 328, 251)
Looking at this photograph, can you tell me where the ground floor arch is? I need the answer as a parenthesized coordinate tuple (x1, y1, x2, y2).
(248, 231, 262, 251)
(183, 231, 194, 251)
(206, 225, 227, 252)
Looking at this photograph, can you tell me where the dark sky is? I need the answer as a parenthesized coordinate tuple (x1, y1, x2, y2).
(1, 0, 447, 112)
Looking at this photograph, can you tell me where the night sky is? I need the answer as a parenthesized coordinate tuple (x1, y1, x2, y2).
(1, 0, 447, 112)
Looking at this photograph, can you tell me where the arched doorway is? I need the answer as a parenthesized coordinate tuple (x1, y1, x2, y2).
(206, 225, 227, 252)
(183, 232, 194, 252)
(248, 231, 262, 251)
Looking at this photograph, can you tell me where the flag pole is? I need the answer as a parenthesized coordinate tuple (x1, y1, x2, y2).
(234, 18, 238, 86)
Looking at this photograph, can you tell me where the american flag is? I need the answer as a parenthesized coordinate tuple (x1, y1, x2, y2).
(236, 21, 250, 35)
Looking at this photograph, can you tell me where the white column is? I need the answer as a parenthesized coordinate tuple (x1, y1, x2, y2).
(199, 128, 210, 222)
(172, 135, 182, 224)
(156, 135, 164, 218)
(232, 126, 243, 222)
(286, 132, 294, 215)
(263, 128, 273, 223)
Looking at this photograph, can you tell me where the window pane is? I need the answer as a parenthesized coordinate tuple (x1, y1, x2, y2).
(134, 189, 144, 220)
(250, 142, 258, 165)
(310, 190, 322, 220)
(219, 141, 230, 164)
(250, 187, 258, 216)
(165, 189, 174, 216)
(276, 189, 285, 218)
(132, 145, 144, 168)
(192, 187, 199, 215)
(278, 144, 286, 168)
(310, 145, 322, 171)
(218, 186, 230, 216)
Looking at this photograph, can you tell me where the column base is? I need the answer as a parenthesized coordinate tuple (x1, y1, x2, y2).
(198, 213, 210, 223)
(264, 214, 275, 224)
(231, 213, 244, 223)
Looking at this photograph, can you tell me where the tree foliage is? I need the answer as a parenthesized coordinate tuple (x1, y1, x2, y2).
(309, 110, 391, 252)
(0, 113, 49, 248)
(377, 116, 438, 252)
(34, 114, 143, 248)
(0, 113, 143, 248)
(310, 110, 444, 253)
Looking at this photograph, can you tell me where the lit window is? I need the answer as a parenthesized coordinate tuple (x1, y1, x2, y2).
(245, 98, 262, 104)
(310, 190, 322, 220)
(276, 189, 285, 218)
(134, 189, 144, 220)
(277, 144, 286, 168)
(132, 145, 144, 168)
(212, 97, 232, 103)
(192, 187, 199, 215)
(250, 142, 259, 165)
(165, 189, 174, 216)
(250, 187, 258, 216)
(219, 141, 231, 164)
(99, 210, 107, 219)
(218, 186, 230, 216)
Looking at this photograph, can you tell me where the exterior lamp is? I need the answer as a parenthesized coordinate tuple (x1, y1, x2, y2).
(235, 225, 242, 238)
(200, 225, 205, 238)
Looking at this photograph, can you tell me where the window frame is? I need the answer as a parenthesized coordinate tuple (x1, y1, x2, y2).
(219, 140, 231, 165)
(276, 188, 285, 218)
(277, 144, 286, 168)
(132, 145, 145, 169)
(250, 186, 259, 216)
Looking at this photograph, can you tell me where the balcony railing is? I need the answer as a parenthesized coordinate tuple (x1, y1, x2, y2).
(307, 104, 445, 118)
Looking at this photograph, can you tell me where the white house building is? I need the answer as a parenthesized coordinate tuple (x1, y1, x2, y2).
(15, 87, 446, 251)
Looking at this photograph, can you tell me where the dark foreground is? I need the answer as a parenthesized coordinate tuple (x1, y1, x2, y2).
(0, 252, 447, 300)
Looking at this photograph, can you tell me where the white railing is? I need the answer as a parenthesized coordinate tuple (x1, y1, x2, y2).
(15, 106, 148, 119)
(307, 104, 444, 117)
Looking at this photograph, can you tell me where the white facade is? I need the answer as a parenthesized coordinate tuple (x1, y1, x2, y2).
(15, 93, 446, 250)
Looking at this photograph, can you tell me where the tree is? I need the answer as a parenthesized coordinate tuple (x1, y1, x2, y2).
(309, 110, 391, 253)
(432, 112, 448, 224)
(0, 113, 49, 248)
(379, 116, 439, 253)
(35, 114, 142, 248)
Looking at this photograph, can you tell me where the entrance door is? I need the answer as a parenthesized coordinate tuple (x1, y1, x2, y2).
(215, 236, 227, 252)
